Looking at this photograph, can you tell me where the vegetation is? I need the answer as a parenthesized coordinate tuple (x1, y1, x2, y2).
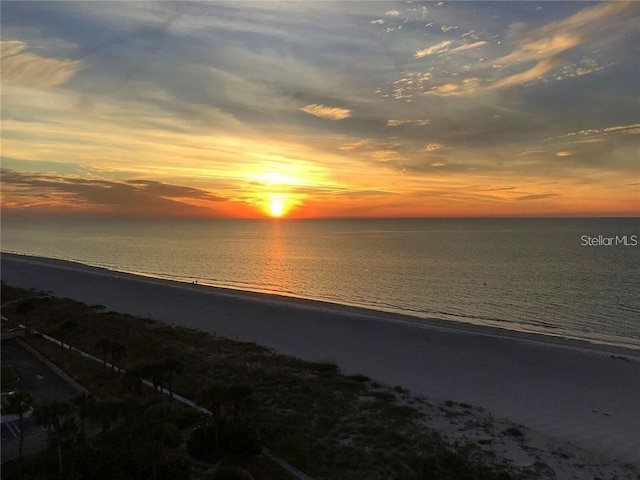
(5, 393, 193, 480)
(1, 282, 525, 479)
(2, 391, 34, 458)
(1, 365, 19, 385)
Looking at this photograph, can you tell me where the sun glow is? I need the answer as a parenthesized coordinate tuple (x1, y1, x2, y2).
(267, 197, 287, 217)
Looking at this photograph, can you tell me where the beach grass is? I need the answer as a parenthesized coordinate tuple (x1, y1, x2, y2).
(0, 282, 526, 480)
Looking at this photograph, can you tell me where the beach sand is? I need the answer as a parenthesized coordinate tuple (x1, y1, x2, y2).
(2, 253, 639, 470)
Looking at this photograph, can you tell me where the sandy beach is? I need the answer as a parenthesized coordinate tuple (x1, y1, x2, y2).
(2, 253, 639, 470)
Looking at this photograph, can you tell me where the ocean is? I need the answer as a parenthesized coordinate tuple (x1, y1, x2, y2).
(1, 217, 639, 348)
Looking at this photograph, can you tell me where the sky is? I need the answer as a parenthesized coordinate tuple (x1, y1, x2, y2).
(1, 1, 639, 218)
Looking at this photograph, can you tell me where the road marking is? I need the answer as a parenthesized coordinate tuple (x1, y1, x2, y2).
(1, 421, 20, 439)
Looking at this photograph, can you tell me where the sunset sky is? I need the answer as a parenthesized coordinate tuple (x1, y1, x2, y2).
(1, 1, 638, 218)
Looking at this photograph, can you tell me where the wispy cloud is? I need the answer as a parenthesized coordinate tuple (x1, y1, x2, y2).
(419, 1, 638, 96)
(300, 104, 352, 121)
(516, 193, 559, 201)
(1, 40, 81, 88)
(387, 119, 430, 127)
(414, 40, 452, 58)
(449, 41, 488, 54)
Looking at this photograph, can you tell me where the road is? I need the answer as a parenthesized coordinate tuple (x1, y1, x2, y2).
(1, 339, 80, 462)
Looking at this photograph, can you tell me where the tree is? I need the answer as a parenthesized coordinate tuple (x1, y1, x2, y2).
(95, 339, 111, 368)
(90, 398, 121, 435)
(54, 416, 81, 476)
(200, 383, 229, 423)
(162, 358, 184, 398)
(16, 300, 35, 334)
(71, 393, 95, 440)
(199, 383, 231, 450)
(57, 319, 79, 351)
(123, 365, 146, 395)
(32, 398, 76, 475)
(109, 341, 127, 373)
(142, 361, 167, 393)
(142, 400, 172, 479)
(33, 398, 73, 441)
(2, 391, 33, 458)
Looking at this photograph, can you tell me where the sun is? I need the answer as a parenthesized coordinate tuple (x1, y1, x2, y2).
(267, 198, 286, 218)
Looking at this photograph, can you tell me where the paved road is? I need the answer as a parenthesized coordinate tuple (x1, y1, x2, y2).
(1, 339, 80, 462)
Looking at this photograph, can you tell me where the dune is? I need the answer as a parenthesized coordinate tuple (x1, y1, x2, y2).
(1, 252, 639, 469)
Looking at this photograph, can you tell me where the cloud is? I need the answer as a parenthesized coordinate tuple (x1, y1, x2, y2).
(1, 169, 226, 217)
(414, 40, 451, 58)
(387, 119, 430, 127)
(555, 151, 574, 157)
(496, 34, 582, 66)
(423, 78, 481, 96)
(425, 143, 445, 152)
(554, 123, 640, 142)
(370, 19, 385, 25)
(300, 104, 351, 121)
(516, 193, 560, 201)
(419, 2, 638, 96)
(339, 139, 368, 151)
(492, 57, 558, 89)
(1, 40, 81, 88)
(449, 41, 488, 54)
(385, 10, 400, 17)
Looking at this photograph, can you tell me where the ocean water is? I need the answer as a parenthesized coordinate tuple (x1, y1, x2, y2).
(2, 217, 639, 348)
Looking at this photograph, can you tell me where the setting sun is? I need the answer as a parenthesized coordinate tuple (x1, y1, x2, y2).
(267, 198, 286, 217)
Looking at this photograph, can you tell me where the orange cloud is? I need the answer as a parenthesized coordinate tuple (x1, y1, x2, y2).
(300, 104, 351, 121)
(414, 40, 452, 58)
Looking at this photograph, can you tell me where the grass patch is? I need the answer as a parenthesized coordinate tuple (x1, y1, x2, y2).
(1, 365, 19, 385)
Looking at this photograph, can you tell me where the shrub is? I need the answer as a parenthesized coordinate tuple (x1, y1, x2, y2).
(504, 426, 524, 437)
(208, 466, 254, 480)
(310, 361, 340, 376)
(187, 419, 261, 463)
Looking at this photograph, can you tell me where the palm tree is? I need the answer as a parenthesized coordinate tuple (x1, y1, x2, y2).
(162, 358, 184, 398)
(16, 300, 35, 334)
(95, 339, 111, 368)
(71, 393, 95, 440)
(32, 398, 76, 475)
(57, 319, 78, 351)
(54, 415, 81, 476)
(199, 384, 230, 450)
(143, 362, 167, 393)
(91, 398, 121, 435)
(123, 365, 146, 395)
(2, 391, 33, 458)
(142, 400, 172, 480)
(109, 340, 127, 373)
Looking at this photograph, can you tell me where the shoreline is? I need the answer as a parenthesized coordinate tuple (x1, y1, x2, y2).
(2, 252, 638, 356)
(1, 252, 639, 466)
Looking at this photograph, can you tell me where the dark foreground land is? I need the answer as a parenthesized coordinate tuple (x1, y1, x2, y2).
(1, 282, 637, 480)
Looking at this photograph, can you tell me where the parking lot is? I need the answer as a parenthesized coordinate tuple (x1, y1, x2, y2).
(1, 420, 21, 440)
(1, 339, 81, 461)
